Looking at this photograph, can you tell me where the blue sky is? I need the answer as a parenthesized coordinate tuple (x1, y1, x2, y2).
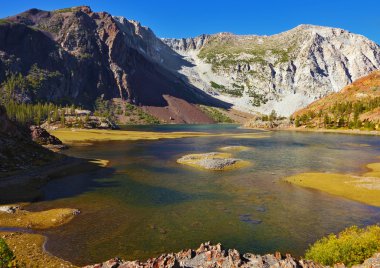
(1, 0, 379, 43)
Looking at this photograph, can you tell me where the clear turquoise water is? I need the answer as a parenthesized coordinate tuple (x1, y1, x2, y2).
(28, 125, 380, 265)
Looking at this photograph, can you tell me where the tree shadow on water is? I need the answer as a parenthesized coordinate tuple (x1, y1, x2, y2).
(0, 157, 118, 204)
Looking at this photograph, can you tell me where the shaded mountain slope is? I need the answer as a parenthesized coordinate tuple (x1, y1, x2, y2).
(0, 105, 54, 174)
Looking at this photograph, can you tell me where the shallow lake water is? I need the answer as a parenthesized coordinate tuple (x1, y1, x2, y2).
(26, 125, 380, 265)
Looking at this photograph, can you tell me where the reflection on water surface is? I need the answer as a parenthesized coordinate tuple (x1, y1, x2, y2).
(26, 126, 380, 265)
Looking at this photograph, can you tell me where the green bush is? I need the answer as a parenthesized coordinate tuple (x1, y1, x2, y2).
(199, 106, 234, 123)
(0, 238, 15, 267)
(305, 225, 380, 267)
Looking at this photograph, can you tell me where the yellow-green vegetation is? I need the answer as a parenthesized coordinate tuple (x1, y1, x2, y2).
(2, 100, 66, 126)
(198, 34, 296, 71)
(177, 152, 250, 171)
(50, 128, 269, 143)
(0, 207, 78, 229)
(95, 98, 160, 125)
(51, 128, 211, 142)
(219, 146, 250, 152)
(210, 81, 243, 97)
(0, 232, 76, 267)
(305, 225, 380, 267)
(0, 205, 79, 266)
(284, 162, 380, 207)
(199, 105, 234, 123)
(123, 103, 160, 124)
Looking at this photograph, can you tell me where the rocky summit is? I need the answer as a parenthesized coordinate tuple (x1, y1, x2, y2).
(1, 6, 380, 120)
(0, 6, 226, 123)
(163, 25, 380, 116)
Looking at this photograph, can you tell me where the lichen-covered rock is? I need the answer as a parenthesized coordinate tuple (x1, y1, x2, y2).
(353, 253, 380, 268)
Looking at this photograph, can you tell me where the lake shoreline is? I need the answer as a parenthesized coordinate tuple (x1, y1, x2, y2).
(245, 126, 380, 136)
(0, 125, 378, 267)
(1, 233, 379, 268)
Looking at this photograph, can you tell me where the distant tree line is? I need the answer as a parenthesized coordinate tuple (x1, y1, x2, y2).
(2, 100, 74, 126)
(292, 97, 380, 130)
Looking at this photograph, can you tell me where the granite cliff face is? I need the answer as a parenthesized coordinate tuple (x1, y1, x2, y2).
(163, 25, 380, 116)
(0, 6, 225, 123)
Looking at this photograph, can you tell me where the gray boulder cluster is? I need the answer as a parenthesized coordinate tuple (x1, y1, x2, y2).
(83, 242, 380, 268)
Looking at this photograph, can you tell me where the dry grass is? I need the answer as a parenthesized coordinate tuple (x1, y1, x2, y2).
(0, 232, 77, 267)
(51, 129, 211, 143)
(284, 162, 380, 207)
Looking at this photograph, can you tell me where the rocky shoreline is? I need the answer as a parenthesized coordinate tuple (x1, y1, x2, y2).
(84, 242, 380, 268)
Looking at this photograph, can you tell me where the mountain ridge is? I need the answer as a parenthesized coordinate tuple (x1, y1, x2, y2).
(1, 6, 380, 121)
(163, 24, 380, 116)
(0, 6, 229, 123)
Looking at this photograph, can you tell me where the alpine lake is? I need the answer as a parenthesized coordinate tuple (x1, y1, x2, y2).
(23, 125, 380, 266)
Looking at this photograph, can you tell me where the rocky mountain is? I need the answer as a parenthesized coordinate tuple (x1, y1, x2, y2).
(0, 6, 227, 123)
(163, 25, 380, 116)
(1, 7, 380, 121)
(291, 70, 380, 128)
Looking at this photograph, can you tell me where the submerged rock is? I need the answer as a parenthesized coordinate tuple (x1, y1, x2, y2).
(239, 214, 262, 225)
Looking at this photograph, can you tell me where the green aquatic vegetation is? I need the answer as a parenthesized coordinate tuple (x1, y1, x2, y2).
(305, 225, 380, 267)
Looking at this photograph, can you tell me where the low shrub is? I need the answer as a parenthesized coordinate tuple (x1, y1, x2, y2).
(305, 225, 380, 267)
(0, 238, 15, 267)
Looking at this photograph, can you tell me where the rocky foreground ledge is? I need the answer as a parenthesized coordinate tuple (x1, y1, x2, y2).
(84, 242, 380, 268)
